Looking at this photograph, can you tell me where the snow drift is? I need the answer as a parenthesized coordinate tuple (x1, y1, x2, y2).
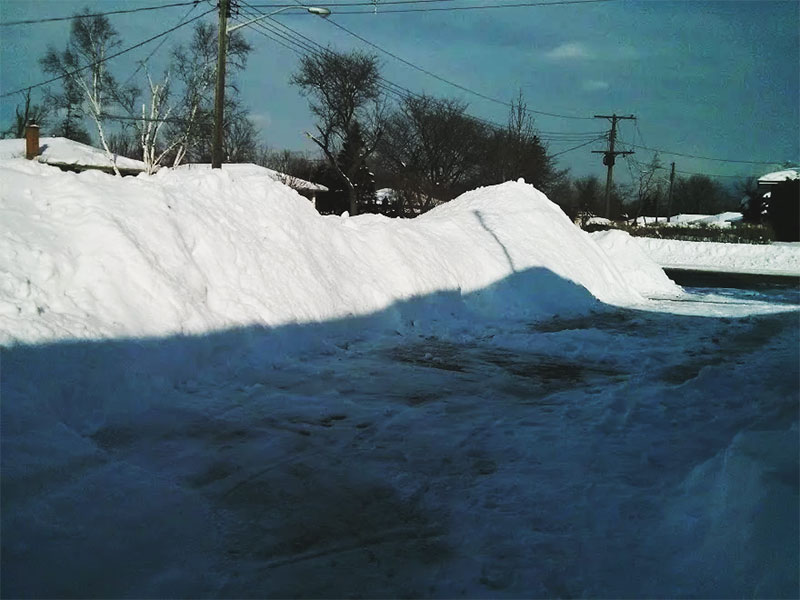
(590, 229, 683, 298)
(0, 160, 668, 346)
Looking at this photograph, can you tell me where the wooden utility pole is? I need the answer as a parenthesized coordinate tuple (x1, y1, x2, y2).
(212, 0, 230, 169)
(592, 114, 635, 219)
(666, 161, 676, 222)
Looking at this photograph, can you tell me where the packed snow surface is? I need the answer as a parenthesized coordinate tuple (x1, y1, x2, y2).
(0, 137, 147, 171)
(0, 162, 657, 346)
(2, 160, 798, 599)
(631, 236, 800, 275)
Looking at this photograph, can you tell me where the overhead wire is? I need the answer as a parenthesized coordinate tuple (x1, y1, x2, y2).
(0, 7, 216, 99)
(623, 142, 781, 166)
(258, 0, 593, 120)
(315, 0, 615, 14)
(123, 1, 203, 86)
(249, 0, 456, 7)
(237, 0, 605, 149)
(1, 1, 203, 27)
(321, 16, 594, 120)
(550, 136, 607, 157)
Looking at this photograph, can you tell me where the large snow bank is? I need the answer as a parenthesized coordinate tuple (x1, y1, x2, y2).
(0, 161, 659, 345)
(0, 137, 147, 172)
(632, 237, 800, 276)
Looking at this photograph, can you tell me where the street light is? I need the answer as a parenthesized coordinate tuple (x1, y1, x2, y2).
(227, 5, 331, 35)
(212, 3, 331, 169)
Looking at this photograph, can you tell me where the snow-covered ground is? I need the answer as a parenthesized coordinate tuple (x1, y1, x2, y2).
(629, 236, 800, 276)
(2, 160, 798, 598)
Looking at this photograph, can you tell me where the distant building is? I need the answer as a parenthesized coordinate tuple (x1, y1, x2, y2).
(757, 167, 799, 188)
(756, 167, 799, 242)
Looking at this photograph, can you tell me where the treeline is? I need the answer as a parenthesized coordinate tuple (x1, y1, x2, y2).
(4, 10, 756, 221)
(547, 169, 743, 225)
(3, 10, 261, 174)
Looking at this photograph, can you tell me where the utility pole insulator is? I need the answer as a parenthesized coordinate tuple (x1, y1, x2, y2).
(593, 113, 636, 219)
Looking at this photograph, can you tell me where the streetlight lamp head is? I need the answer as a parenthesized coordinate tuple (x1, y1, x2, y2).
(307, 6, 331, 17)
(227, 5, 331, 34)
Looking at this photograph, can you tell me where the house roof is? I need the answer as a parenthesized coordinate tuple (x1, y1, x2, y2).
(176, 163, 328, 192)
(758, 168, 799, 184)
(0, 136, 147, 173)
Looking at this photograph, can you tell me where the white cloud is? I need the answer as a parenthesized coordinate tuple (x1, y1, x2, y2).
(545, 42, 591, 60)
(250, 113, 272, 128)
(583, 80, 610, 91)
(544, 42, 638, 62)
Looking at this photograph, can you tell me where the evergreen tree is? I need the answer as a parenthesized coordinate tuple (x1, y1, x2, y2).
(338, 121, 376, 212)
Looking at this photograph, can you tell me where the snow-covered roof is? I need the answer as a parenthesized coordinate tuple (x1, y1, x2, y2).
(176, 162, 328, 192)
(758, 168, 799, 184)
(0, 136, 147, 172)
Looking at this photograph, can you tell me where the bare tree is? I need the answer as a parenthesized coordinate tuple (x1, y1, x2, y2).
(291, 49, 382, 215)
(137, 70, 185, 174)
(40, 9, 138, 175)
(631, 153, 664, 225)
(483, 91, 561, 194)
(39, 47, 91, 144)
(2, 89, 49, 139)
(375, 94, 486, 214)
(168, 22, 253, 166)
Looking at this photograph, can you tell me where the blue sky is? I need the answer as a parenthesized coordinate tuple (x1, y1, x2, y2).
(1, 0, 798, 183)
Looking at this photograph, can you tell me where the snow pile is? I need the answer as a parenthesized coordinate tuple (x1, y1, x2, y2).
(0, 137, 147, 172)
(176, 162, 327, 192)
(633, 237, 800, 275)
(0, 163, 665, 346)
(590, 230, 682, 297)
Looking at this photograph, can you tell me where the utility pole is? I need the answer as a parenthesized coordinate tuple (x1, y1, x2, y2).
(592, 114, 635, 219)
(212, 0, 230, 169)
(666, 161, 676, 222)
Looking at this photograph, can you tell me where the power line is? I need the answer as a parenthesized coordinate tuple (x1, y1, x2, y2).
(99, 113, 190, 124)
(0, 1, 203, 27)
(240, 0, 603, 151)
(550, 136, 607, 157)
(0, 8, 215, 99)
(124, 1, 203, 86)
(621, 142, 783, 166)
(321, 0, 614, 14)
(321, 16, 593, 119)
(249, 0, 455, 7)
(655, 166, 755, 180)
(235, 7, 304, 47)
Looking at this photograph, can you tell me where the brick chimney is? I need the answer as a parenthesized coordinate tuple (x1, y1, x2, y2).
(25, 122, 40, 160)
